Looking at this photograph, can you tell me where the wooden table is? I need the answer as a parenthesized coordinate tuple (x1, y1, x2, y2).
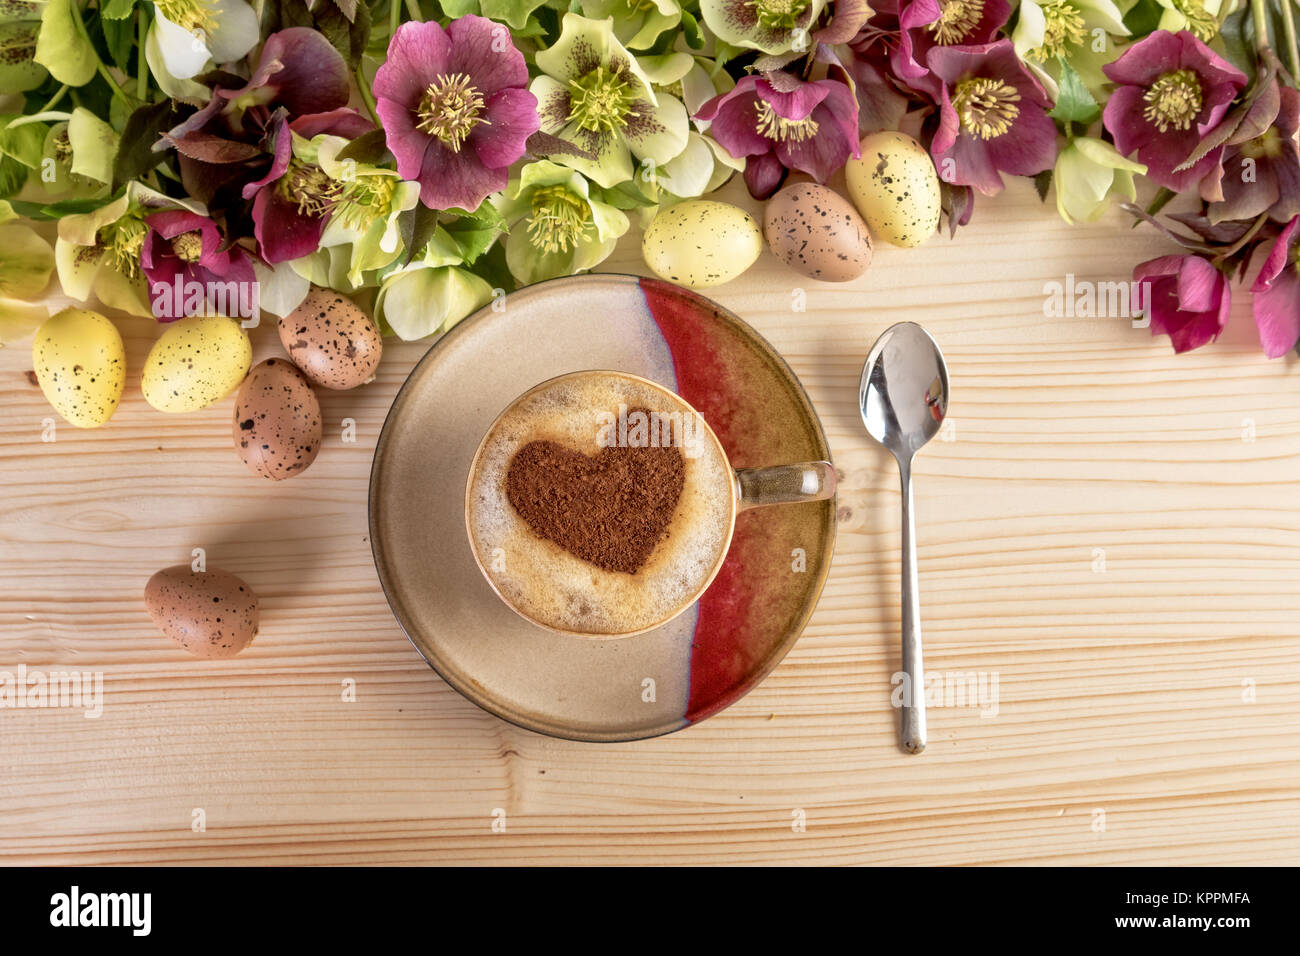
(2, 177, 1297, 866)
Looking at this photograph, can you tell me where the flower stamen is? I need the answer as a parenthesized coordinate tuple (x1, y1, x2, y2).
(1142, 69, 1203, 134)
(567, 65, 639, 134)
(417, 72, 490, 152)
(526, 185, 591, 254)
(171, 230, 205, 263)
(745, 0, 810, 31)
(154, 0, 217, 36)
(929, 0, 986, 45)
(951, 76, 1020, 140)
(279, 160, 340, 218)
(1171, 0, 1218, 42)
(1027, 0, 1087, 61)
(333, 175, 398, 232)
(96, 216, 147, 280)
(754, 100, 820, 142)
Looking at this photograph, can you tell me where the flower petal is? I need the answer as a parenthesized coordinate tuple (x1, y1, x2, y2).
(152, 11, 212, 81)
(206, 0, 260, 65)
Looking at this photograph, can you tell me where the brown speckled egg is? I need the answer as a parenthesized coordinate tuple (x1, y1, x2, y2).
(763, 183, 873, 282)
(145, 565, 259, 659)
(233, 359, 322, 480)
(279, 289, 382, 389)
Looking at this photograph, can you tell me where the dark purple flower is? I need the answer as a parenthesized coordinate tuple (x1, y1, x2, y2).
(1135, 253, 1231, 353)
(1102, 30, 1247, 193)
(929, 40, 1057, 195)
(1250, 217, 1300, 357)
(696, 74, 861, 199)
(161, 27, 372, 263)
(1200, 83, 1300, 224)
(895, 0, 1011, 99)
(373, 16, 538, 211)
(241, 109, 374, 264)
(142, 211, 257, 323)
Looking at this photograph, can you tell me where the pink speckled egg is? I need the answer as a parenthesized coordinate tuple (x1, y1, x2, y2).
(145, 566, 259, 659)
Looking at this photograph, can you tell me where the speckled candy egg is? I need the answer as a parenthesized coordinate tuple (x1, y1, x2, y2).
(845, 131, 942, 248)
(764, 183, 873, 282)
(641, 200, 763, 289)
(278, 290, 382, 390)
(145, 565, 259, 659)
(31, 308, 125, 428)
(141, 315, 252, 413)
(233, 358, 322, 480)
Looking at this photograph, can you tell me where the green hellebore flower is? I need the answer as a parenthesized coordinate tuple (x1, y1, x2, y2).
(33, 0, 95, 88)
(493, 160, 630, 286)
(298, 133, 423, 287)
(0, 0, 45, 93)
(531, 14, 690, 189)
(0, 220, 54, 346)
(1054, 136, 1146, 224)
(55, 183, 207, 318)
(698, 0, 828, 56)
(1154, 0, 1233, 43)
(374, 251, 495, 341)
(1012, 0, 1130, 101)
(578, 0, 683, 51)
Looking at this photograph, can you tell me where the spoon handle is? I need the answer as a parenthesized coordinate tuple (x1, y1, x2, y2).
(899, 457, 927, 754)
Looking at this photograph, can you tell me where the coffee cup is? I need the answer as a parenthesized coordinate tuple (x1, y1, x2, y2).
(465, 369, 835, 637)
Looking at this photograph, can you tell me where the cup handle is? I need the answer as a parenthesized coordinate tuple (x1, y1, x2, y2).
(734, 462, 837, 511)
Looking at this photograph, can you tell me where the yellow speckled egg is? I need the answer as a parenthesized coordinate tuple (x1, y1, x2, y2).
(642, 200, 762, 289)
(141, 315, 252, 413)
(32, 308, 125, 428)
(845, 132, 942, 248)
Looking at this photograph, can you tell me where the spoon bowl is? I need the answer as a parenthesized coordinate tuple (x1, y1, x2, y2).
(860, 322, 950, 754)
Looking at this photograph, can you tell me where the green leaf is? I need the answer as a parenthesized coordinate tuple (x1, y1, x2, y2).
(337, 128, 392, 165)
(481, 0, 551, 30)
(112, 98, 178, 190)
(1032, 169, 1052, 203)
(101, 14, 135, 73)
(600, 179, 657, 210)
(1122, 0, 1163, 36)
(99, 0, 137, 18)
(1218, 8, 1258, 85)
(34, 0, 96, 88)
(6, 195, 114, 219)
(0, 153, 27, 197)
(680, 10, 705, 49)
(442, 203, 506, 264)
(400, 203, 441, 265)
(1048, 59, 1100, 124)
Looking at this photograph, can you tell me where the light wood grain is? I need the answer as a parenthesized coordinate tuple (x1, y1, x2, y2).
(2, 176, 1298, 865)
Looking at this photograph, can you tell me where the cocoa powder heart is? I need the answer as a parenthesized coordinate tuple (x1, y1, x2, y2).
(505, 435, 685, 574)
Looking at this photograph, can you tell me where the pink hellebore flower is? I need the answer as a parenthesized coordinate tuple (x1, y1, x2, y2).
(141, 211, 257, 323)
(1250, 217, 1300, 358)
(1102, 30, 1247, 193)
(1135, 253, 1231, 354)
(929, 40, 1057, 196)
(696, 74, 861, 199)
(895, 0, 1012, 99)
(373, 16, 539, 211)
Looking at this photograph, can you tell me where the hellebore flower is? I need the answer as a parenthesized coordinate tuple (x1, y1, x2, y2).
(0, 1, 45, 93)
(698, 0, 829, 55)
(241, 109, 374, 264)
(579, 0, 683, 49)
(929, 40, 1057, 196)
(374, 248, 495, 341)
(1201, 83, 1300, 225)
(141, 210, 257, 322)
(1250, 217, 1300, 358)
(1011, 0, 1129, 100)
(894, 0, 1012, 99)
(531, 14, 689, 189)
(696, 73, 860, 198)
(162, 28, 361, 212)
(373, 16, 539, 211)
(1154, 0, 1230, 43)
(38, 107, 118, 201)
(148, 0, 260, 81)
(493, 160, 630, 285)
(1054, 136, 1146, 223)
(54, 183, 207, 318)
(1134, 253, 1230, 353)
(0, 221, 54, 346)
(1102, 30, 1247, 193)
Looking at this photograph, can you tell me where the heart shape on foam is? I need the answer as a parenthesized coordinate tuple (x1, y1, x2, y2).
(505, 436, 685, 574)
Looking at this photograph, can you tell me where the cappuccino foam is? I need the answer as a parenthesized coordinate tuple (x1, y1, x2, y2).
(467, 373, 735, 635)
